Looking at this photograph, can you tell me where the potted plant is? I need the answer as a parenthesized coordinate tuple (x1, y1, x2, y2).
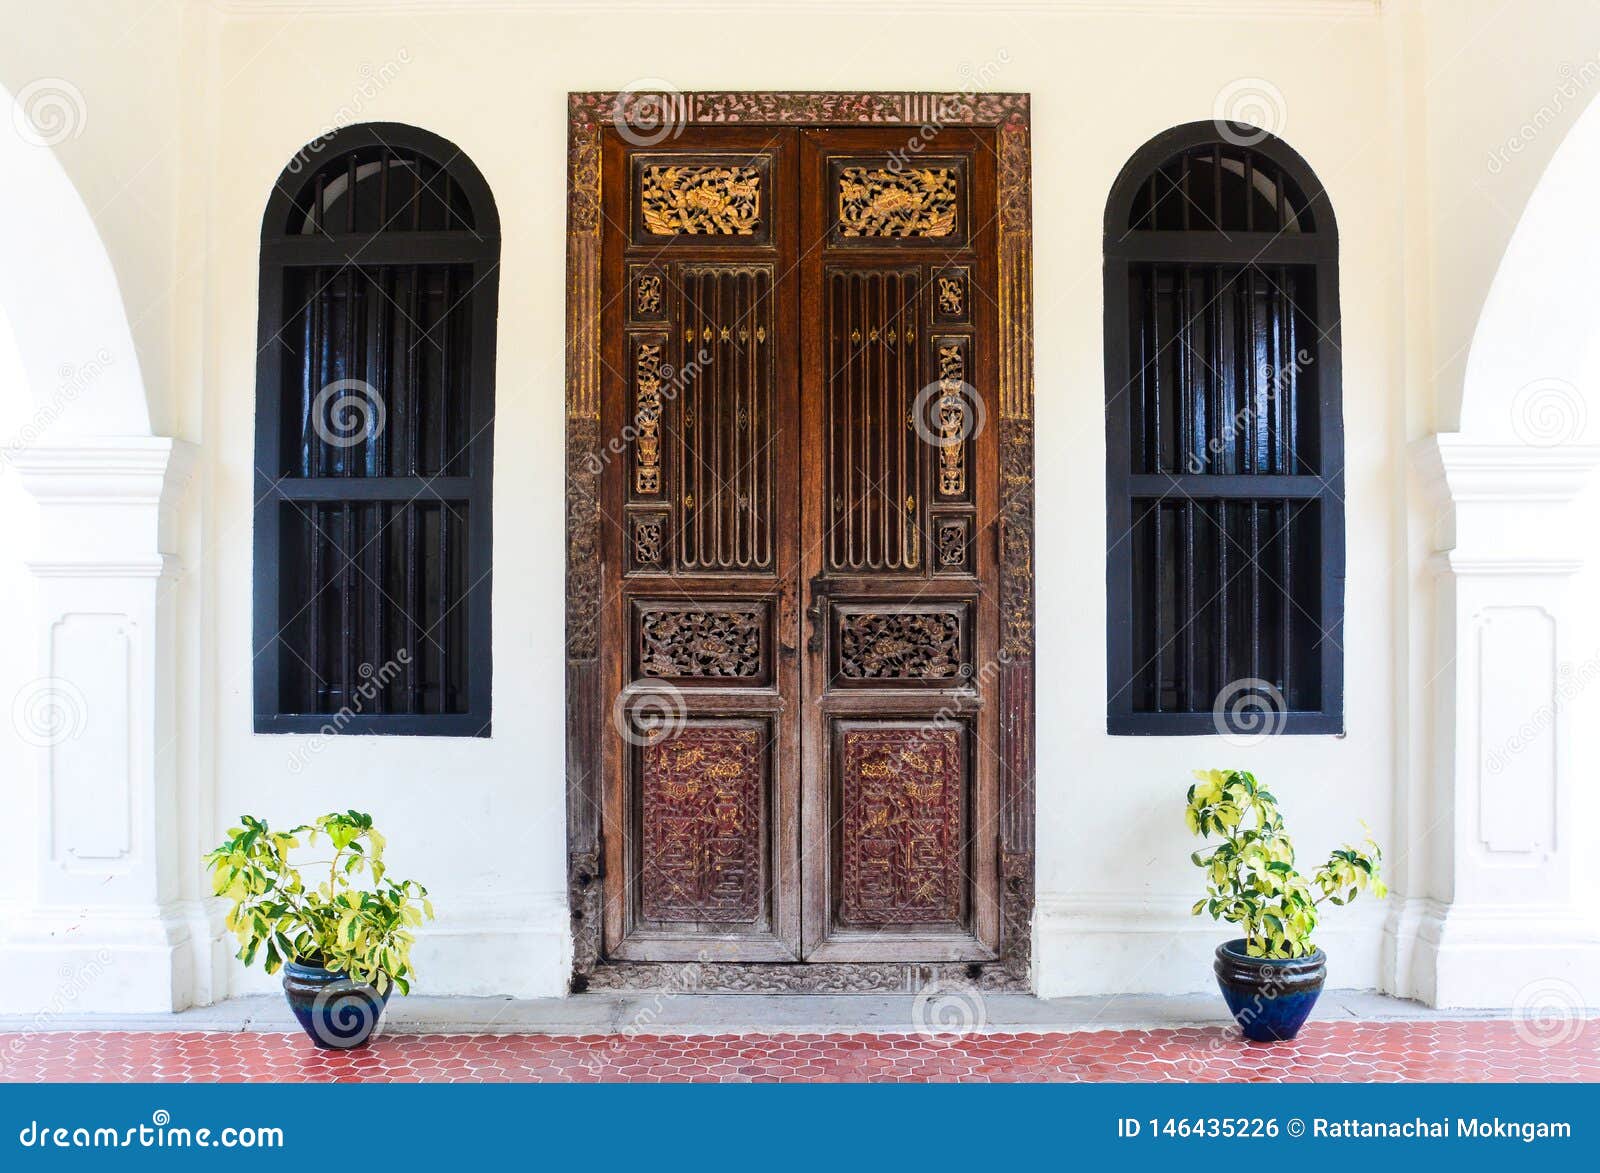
(1186, 769, 1386, 1042)
(204, 810, 433, 1049)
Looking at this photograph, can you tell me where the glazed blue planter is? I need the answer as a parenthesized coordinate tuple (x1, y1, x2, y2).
(281, 960, 392, 1049)
(1212, 939, 1326, 1042)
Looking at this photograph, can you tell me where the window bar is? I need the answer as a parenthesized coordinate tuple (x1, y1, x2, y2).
(1284, 265, 1299, 474)
(1245, 150, 1255, 232)
(1134, 273, 1149, 474)
(1212, 145, 1222, 228)
(1180, 151, 1190, 231)
(339, 264, 359, 710)
(346, 153, 357, 234)
(378, 150, 390, 227)
(1178, 266, 1192, 477)
(1183, 498, 1197, 710)
(1243, 268, 1256, 474)
(404, 266, 421, 713)
(306, 268, 329, 709)
(1150, 267, 1163, 474)
(369, 269, 387, 712)
(1249, 500, 1261, 689)
(416, 153, 428, 230)
(1280, 499, 1292, 700)
(1217, 501, 1229, 701)
(438, 267, 453, 711)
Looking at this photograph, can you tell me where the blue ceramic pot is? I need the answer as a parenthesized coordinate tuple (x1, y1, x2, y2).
(281, 960, 392, 1049)
(1212, 939, 1326, 1042)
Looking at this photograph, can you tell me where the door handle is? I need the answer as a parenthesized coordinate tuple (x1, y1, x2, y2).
(804, 573, 828, 654)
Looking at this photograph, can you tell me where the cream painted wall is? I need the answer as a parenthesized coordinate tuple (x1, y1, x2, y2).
(3, 0, 1597, 1005)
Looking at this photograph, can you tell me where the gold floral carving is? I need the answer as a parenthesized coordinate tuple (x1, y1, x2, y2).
(635, 341, 664, 494)
(838, 167, 957, 238)
(635, 271, 663, 316)
(937, 340, 967, 495)
(937, 274, 964, 317)
(641, 166, 761, 236)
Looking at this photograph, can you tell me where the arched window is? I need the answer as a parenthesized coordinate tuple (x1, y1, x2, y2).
(1103, 123, 1343, 735)
(254, 123, 499, 735)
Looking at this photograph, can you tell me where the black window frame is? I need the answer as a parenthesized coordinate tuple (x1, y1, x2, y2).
(253, 122, 500, 736)
(1103, 121, 1344, 736)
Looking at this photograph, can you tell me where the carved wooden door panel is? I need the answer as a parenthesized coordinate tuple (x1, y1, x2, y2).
(598, 125, 1000, 967)
(599, 127, 802, 962)
(796, 128, 1001, 961)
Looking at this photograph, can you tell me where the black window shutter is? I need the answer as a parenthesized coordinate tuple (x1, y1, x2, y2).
(254, 124, 499, 736)
(1104, 124, 1344, 736)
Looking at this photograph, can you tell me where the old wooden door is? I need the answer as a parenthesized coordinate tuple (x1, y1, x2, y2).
(599, 124, 1001, 971)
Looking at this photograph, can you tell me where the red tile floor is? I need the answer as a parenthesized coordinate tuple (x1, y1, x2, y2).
(1, 1019, 1597, 1082)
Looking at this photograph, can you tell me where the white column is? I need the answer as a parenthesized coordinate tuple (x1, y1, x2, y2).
(0, 438, 201, 1013)
(1413, 434, 1600, 1007)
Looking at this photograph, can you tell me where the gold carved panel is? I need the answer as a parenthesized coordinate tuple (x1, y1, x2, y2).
(639, 164, 763, 237)
(836, 164, 962, 241)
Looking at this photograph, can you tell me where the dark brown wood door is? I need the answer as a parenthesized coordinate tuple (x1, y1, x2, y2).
(599, 125, 1000, 966)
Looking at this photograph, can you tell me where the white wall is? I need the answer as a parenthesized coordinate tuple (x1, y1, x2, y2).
(2, 0, 1596, 1006)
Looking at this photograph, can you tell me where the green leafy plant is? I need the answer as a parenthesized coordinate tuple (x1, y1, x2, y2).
(1186, 769, 1386, 959)
(204, 811, 433, 993)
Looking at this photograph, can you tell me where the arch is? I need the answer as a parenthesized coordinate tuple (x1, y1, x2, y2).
(1104, 120, 1337, 243)
(260, 121, 500, 242)
(1459, 94, 1600, 441)
(0, 82, 151, 437)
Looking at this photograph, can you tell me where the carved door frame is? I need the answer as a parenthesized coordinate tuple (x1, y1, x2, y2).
(564, 91, 1035, 993)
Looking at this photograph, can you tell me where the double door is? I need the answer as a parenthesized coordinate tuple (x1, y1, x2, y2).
(599, 125, 1000, 966)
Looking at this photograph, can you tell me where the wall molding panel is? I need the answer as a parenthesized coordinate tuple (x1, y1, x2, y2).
(0, 438, 202, 1014)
